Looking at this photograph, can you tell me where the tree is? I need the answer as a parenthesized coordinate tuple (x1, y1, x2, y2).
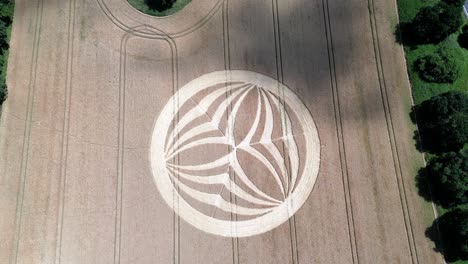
(0, 0, 11, 106)
(416, 91, 468, 153)
(439, 112, 468, 150)
(459, 26, 468, 50)
(427, 148, 468, 206)
(0, 82, 6, 104)
(144, 0, 176, 12)
(411, 3, 463, 44)
(418, 91, 468, 123)
(428, 209, 468, 261)
(415, 48, 461, 83)
(0, 20, 9, 50)
(442, 0, 465, 6)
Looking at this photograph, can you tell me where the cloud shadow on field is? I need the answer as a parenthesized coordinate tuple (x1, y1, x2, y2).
(67, 0, 384, 123)
(224, 0, 388, 123)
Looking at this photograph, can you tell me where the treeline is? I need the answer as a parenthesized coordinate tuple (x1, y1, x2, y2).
(398, 0, 468, 262)
(415, 91, 468, 262)
(398, 0, 466, 86)
(0, 0, 13, 105)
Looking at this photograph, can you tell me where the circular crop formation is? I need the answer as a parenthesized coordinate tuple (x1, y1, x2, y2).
(126, 0, 192, 17)
(151, 70, 321, 237)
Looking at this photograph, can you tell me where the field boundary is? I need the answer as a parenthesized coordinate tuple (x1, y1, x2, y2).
(392, 0, 453, 263)
(365, 0, 419, 262)
(390, 0, 441, 227)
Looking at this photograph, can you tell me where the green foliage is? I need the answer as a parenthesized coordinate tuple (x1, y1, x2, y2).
(396, 0, 438, 23)
(396, 0, 468, 104)
(415, 47, 461, 83)
(144, 0, 176, 12)
(418, 91, 468, 123)
(442, 0, 466, 6)
(427, 148, 468, 206)
(0, 0, 12, 106)
(416, 91, 468, 153)
(429, 209, 468, 261)
(127, 0, 191, 17)
(411, 2, 463, 44)
(398, 0, 468, 262)
(0, 21, 9, 50)
(405, 34, 468, 104)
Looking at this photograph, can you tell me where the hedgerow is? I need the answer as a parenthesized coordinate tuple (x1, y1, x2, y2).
(0, 0, 13, 105)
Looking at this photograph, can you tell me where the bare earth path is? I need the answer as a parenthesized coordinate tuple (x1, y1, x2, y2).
(0, 0, 444, 263)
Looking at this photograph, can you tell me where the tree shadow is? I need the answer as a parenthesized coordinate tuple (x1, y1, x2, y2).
(409, 104, 450, 155)
(425, 219, 445, 256)
(415, 167, 432, 202)
(410, 105, 435, 153)
(395, 22, 421, 48)
(417, 125, 445, 154)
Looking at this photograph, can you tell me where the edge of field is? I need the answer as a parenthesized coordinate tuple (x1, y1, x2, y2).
(396, 0, 468, 263)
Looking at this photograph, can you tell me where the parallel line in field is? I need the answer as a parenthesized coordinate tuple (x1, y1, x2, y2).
(321, 0, 359, 262)
(270, 0, 299, 263)
(113, 32, 130, 264)
(171, 37, 181, 264)
(366, 0, 419, 262)
(55, 0, 77, 262)
(222, 2, 240, 264)
(11, 0, 44, 263)
(114, 27, 180, 264)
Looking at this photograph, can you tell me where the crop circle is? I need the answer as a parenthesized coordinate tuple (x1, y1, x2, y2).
(151, 70, 320, 237)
